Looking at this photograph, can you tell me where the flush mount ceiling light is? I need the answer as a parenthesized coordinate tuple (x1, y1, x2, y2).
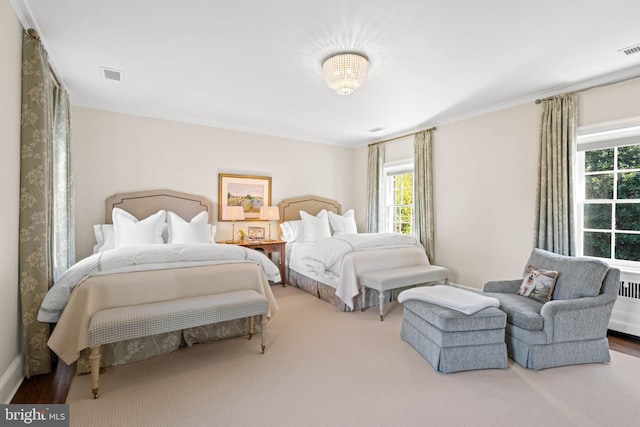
(322, 53, 369, 95)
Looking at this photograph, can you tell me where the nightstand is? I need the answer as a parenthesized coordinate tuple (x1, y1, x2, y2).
(226, 240, 286, 286)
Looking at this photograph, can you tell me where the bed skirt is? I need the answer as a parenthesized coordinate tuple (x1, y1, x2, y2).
(75, 316, 262, 374)
(287, 269, 415, 312)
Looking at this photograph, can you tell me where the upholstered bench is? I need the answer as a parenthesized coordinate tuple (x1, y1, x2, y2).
(360, 265, 450, 320)
(88, 290, 268, 398)
(399, 287, 507, 373)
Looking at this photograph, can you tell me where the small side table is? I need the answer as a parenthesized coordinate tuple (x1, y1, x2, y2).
(225, 240, 286, 286)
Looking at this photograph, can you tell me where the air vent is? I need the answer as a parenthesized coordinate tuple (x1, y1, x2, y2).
(368, 127, 385, 133)
(100, 67, 123, 82)
(618, 43, 640, 56)
(619, 281, 640, 300)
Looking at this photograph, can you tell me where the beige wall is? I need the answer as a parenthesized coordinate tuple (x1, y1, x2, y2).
(72, 107, 355, 258)
(353, 76, 640, 289)
(0, 1, 23, 403)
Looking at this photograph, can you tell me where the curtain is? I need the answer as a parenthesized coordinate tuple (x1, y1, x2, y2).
(535, 94, 577, 256)
(53, 86, 75, 281)
(366, 143, 385, 232)
(20, 30, 55, 377)
(414, 130, 435, 261)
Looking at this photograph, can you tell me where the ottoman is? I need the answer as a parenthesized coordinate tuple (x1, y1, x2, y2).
(401, 299, 507, 373)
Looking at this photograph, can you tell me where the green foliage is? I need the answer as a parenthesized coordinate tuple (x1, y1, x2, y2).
(618, 172, 640, 199)
(615, 234, 640, 262)
(618, 145, 640, 169)
(584, 204, 611, 229)
(390, 172, 413, 235)
(616, 204, 640, 231)
(583, 232, 611, 258)
(585, 174, 613, 199)
(585, 148, 613, 172)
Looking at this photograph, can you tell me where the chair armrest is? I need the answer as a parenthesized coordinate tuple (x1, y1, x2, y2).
(541, 294, 617, 342)
(483, 279, 521, 294)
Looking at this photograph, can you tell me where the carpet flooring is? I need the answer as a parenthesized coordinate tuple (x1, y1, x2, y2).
(66, 284, 640, 426)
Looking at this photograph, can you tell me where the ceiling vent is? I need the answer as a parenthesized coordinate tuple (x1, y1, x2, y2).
(368, 127, 385, 133)
(618, 43, 640, 56)
(100, 67, 123, 82)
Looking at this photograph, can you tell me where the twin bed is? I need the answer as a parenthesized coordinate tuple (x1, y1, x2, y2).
(40, 191, 438, 374)
(278, 195, 434, 312)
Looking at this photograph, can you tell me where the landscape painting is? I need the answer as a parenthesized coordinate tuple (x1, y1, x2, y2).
(218, 174, 272, 221)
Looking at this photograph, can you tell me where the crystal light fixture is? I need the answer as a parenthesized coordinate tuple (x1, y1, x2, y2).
(322, 53, 369, 95)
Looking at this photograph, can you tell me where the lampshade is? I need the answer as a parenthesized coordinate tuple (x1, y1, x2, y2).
(224, 206, 245, 221)
(259, 206, 280, 221)
(322, 53, 369, 95)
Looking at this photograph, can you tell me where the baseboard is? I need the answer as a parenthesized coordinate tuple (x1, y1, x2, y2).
(0, 354, 24, 404)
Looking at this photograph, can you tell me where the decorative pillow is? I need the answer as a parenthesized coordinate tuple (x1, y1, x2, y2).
(280, 220, 305, 243)
(112, 208, 166, 248)
(517, 265, 559, 304)
(92, 224, 115, 253)
(300, 210, 331, 243)
(328, 209, 357, 235)
(166, 211, 211, 244)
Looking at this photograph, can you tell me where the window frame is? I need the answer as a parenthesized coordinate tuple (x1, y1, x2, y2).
(382, 159, 414, 235)
(574, 120, 640, 270)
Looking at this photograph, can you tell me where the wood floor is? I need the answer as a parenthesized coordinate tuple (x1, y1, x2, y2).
(10, 331, 640, 405)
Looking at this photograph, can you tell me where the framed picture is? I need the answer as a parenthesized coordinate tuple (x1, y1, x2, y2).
(218, 174, 272, 221)
(247, 226, 265, 241)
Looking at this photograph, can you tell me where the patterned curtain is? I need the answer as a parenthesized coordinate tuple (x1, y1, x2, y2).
(20, 30, 54, 377)
(53, 86, 75, 281)
(535, 94, 577, 256)
(414, 129, 435, 261)
(366, 143, 385, 232)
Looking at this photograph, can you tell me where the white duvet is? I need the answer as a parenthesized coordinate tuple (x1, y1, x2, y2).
(293, 233, 428, 309)
(38, 243, 281, 323)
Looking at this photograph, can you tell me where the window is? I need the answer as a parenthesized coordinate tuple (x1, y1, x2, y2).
(575, 122, 640, 268)
(382, 160, 414, 234)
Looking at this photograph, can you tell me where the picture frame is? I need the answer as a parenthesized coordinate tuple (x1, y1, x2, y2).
(218, 174, 272, 221)
(247, 226, 265, 241)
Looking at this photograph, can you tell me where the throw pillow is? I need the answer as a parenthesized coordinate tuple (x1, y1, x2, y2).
(112, 208, 166, 248)
(328, 209, 358, 235)
(517, 265, 559, 304)
(280, 220, 305, 243)
(166, 211, 211, 244)
(300, 210, 331, 243)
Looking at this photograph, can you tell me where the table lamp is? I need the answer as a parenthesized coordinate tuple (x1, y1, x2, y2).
(224, 206, 245, 242)
(259, 206, 280, 241)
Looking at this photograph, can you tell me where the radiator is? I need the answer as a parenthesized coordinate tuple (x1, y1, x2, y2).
(609, 271, 640, 337)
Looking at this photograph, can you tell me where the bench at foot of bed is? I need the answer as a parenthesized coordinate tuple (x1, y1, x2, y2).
(360, 265, 450, 321)
(87, 290, 268, 399)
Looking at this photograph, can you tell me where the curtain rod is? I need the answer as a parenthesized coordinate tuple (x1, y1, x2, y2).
(534, 73, 640, 104)
(368, 126, 436, 147)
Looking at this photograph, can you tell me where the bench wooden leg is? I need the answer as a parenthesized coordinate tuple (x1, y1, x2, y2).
(249, 315, 254, 340)
(379, 292, 385, 321)
(89, 346, 102, 399)
(361, 286, 366, 312)
(260, 314, 266, 354)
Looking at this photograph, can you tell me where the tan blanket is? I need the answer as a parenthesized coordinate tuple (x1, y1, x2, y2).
(48, 263, 278, 365)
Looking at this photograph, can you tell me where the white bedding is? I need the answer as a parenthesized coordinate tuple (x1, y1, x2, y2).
(38, 243, 281, 323)
(289, 233, 429, 309)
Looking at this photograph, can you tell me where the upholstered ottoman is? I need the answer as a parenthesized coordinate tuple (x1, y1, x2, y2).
(401, 296, 508, 373)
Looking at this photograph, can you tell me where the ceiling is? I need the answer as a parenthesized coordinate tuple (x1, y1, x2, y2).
(11, 0, 640, 148)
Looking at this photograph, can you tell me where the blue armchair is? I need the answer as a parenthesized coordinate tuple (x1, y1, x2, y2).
(482, 248, 620, 370)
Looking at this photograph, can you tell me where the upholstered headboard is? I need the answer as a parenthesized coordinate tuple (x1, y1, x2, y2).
(277, 195, 341, 223)
(105, 189, 214, 223)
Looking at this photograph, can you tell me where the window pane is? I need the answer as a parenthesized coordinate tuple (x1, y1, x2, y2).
(617, 172, 640, 199)
(618, 145, 640, 170)
(615, 233, 640, 262)
(616, 204, 640, 231)
(583, 232, 611, 258)
(585, 148, 613, 172)
(585, 174, 613, 199)
(584, 204, 611, 229)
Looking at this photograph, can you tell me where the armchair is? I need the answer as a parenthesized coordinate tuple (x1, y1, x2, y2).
(482, 248, 620, 370)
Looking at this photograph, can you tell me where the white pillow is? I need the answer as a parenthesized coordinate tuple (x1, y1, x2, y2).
(112, 208, 166, 248)
(166, 211, 212, 244)
(300, 210, 331, 243)
(92, 224, 115, 253)
(280, 220, 305, 243)
(328, 209, 357, 235)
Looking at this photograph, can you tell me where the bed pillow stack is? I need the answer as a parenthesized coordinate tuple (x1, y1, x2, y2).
(93, 209, 217, 253)
(279, 209, 358, 243)
(327, 209, 357, 235)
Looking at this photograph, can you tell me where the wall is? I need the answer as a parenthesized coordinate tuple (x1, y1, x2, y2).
(0, 1, 24, 403)
(354, 76, 640, 290)
(72, 107, 354, 259)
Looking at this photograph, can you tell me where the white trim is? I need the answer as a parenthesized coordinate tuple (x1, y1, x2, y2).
(0, 354, 24, 404)
(610, 297, 640, 337)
